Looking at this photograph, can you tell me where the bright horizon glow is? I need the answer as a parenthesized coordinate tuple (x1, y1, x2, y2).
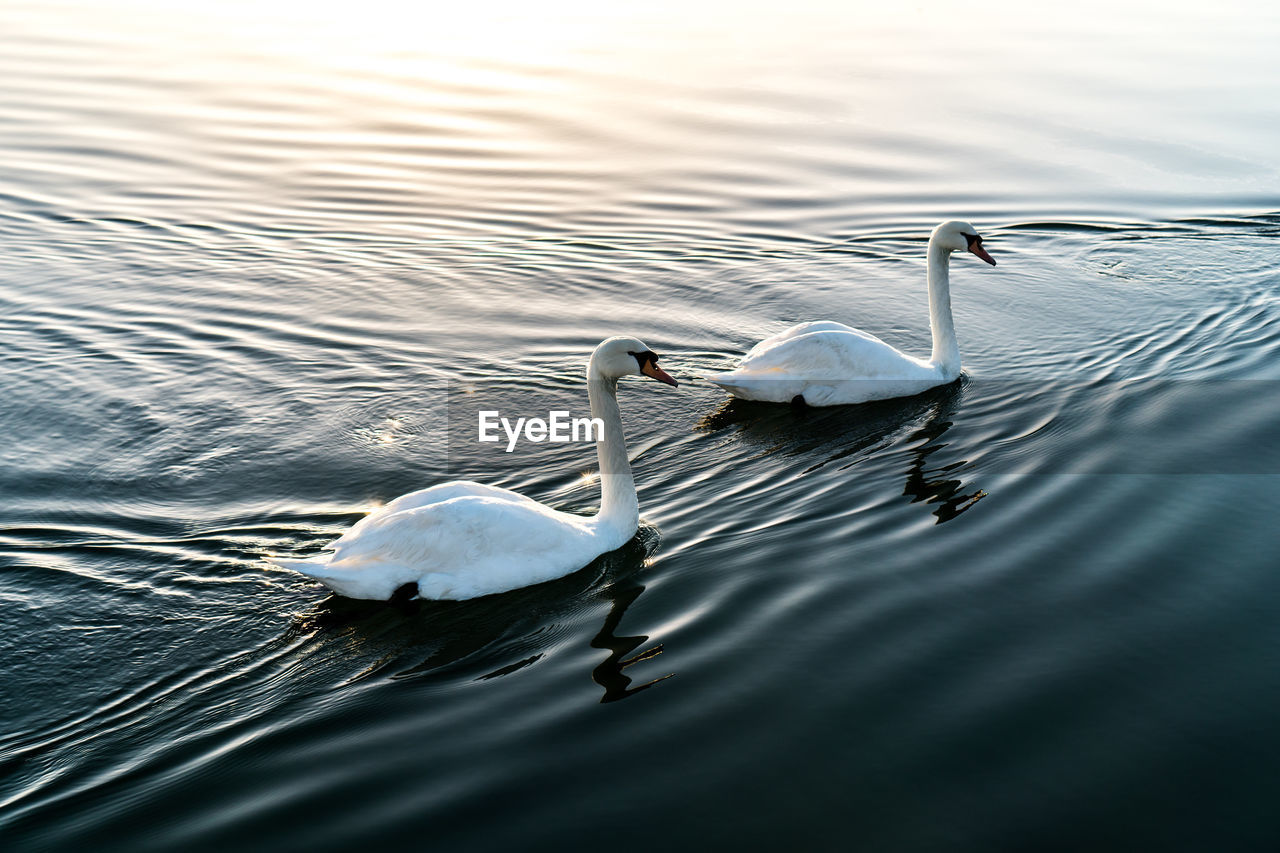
(55, 0, 646, 68)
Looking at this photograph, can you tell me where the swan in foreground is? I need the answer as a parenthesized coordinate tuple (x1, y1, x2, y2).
(273, 337, 678, 600)
(706, 220, 996, 406)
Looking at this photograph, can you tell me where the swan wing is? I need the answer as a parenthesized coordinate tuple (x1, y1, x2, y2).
(738, 328, 916, 377)
(743, 321, 862, 360)
(707, 329, 942, 405)
(293, 495, 600, 600)
(331, 480, 537, 553)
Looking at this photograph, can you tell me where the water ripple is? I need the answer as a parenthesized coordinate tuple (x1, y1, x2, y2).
(6, 0, 1280, 849)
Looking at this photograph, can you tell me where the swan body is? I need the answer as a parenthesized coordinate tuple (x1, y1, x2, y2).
(706, 221, 995, 406)
(273, 337, 677, 600)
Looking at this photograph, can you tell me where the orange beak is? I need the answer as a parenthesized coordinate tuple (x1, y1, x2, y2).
(969, 243, 996, 266)
(641, 361, 678, 387)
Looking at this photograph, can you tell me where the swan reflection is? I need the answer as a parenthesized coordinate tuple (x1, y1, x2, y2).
(901, 412, 986, 524)
(697, 379, 984, 524)
(590, 579, 672, 703)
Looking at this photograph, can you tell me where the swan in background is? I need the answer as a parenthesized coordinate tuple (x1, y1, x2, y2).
(273, 337, 678, 600)
(706, 220, 996, 406)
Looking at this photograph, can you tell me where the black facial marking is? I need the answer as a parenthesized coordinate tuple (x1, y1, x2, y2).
(964, 233, 982, 249)
(628, 350, 658, 370)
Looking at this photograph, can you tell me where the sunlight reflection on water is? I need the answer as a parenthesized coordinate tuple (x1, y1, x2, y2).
(4, 0, 1280, 849)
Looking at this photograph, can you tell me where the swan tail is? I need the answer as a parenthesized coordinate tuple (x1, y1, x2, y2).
(704, 371, 764, 395)
(704, 371, 748, 389)
(271, 555, 411, 600)
(270, 555, 336, 579)
(704, 371, 806, 404)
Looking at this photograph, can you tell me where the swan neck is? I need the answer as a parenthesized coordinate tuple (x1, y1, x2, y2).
(586, 364, 638, 536)
(926, 240, 961, 377)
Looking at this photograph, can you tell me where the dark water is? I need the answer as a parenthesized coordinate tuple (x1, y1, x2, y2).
(4, 1, 1280, 850)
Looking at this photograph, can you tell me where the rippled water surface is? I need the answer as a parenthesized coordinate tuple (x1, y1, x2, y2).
(4, 1, 1280, 850)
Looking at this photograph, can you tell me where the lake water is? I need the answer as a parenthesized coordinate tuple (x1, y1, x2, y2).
(3, 1, 1280, 849)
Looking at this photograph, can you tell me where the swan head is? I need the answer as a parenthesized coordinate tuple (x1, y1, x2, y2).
(932, 220, 996, 266)
(590, 336, 678, 386)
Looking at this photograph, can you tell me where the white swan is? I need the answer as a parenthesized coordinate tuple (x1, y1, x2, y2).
(706, 220, 996, 406)
(273, 337, 678, 600)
